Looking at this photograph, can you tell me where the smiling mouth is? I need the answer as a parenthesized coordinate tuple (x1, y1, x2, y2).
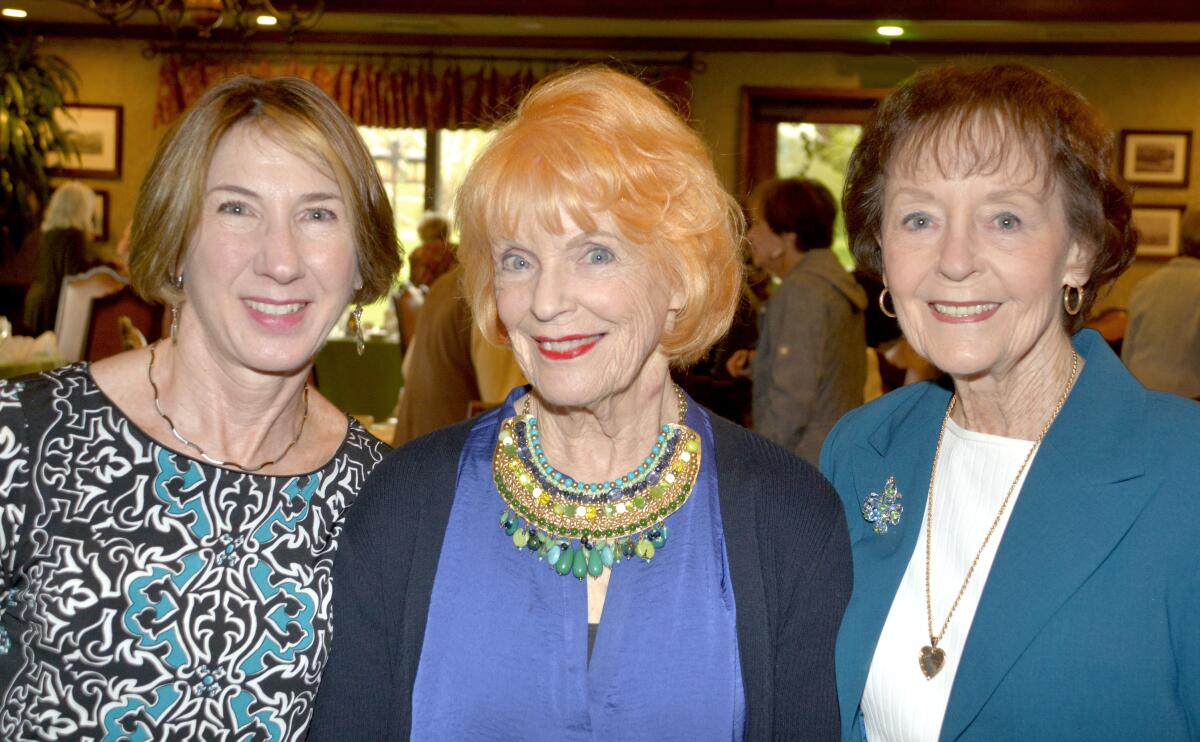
(245, 300, 306, 316)
(931, 302, 999, 318)
(534, 334, 604, 360)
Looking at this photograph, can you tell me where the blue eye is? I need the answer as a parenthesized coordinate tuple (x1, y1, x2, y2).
(218, 201, 249, 216)
(585, 246, 614, 265)
(994, 212, 1022, 231)
(500, 254, 531, 271)
(901, 212, 931, 231)
(306, 207, 337, 222)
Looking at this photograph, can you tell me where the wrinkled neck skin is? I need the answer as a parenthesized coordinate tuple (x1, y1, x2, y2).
(949, 329, 1082, 440)
(521, 352, 679, 485)
(150, 310, 310, 466)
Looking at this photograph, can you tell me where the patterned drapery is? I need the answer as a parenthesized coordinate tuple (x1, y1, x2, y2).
(154, 55, 692, 130)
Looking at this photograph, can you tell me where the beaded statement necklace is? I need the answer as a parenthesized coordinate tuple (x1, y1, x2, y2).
(492, 385, 701, 580)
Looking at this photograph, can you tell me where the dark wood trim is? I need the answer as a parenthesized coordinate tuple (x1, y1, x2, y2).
(34, 23, 1200, 57)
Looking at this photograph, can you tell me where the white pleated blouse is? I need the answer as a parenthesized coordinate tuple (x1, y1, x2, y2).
(861, 418, 1038, 742)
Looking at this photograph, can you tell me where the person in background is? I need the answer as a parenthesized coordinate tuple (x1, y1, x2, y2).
(827, 62, 1200, 740)
(0, 75, 400, 740)
(391, 263, 525, 446)
(21, 180, 96, 335)
(735, 177, 868, 465)
(1122, 207, 1200, 399)
(395, 213, 458, 352)
(311, 66, 850, 740)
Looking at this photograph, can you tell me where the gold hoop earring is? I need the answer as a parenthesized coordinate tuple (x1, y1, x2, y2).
(879, 287, 898, 319)
(1063, 284, 1084, 316)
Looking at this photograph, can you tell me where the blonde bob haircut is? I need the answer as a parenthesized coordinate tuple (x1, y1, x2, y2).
(455, 66, 744, 367)
(129, 75, 401, 307)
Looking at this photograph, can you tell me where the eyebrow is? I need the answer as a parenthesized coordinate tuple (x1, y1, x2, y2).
(498, 229, 623, 250)
(206, 184, 343, 202)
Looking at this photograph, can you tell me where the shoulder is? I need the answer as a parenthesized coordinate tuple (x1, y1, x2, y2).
(830, 381, 936, 441)
(353, 418, 475, 511)
(1140, 392, 1200, 468)
(709, 413, 843, 530)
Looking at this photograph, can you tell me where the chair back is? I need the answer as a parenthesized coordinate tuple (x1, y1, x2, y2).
(56, 267, 126, 362)
(85, 287, 163, 362)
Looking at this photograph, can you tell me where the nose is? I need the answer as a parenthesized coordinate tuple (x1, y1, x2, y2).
(936, 219, 979, 282)
(254, 218, 304, 284)
(529, 261, 573, 322)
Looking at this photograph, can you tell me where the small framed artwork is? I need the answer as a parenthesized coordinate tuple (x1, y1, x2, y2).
(91, 189, 110, 242)
(1131, 204, 1186, 258)
(46, 104, 123, 179)
(1119, 130, 1191, 188)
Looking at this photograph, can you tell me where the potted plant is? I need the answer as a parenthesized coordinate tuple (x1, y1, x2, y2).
(0, 29, 78, 261)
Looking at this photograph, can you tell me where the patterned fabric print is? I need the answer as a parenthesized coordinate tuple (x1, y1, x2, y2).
(0, 366, 386, 741)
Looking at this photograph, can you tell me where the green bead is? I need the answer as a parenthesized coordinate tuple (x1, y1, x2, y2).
(635, 538, 656, 562)
(500, 509, 513, 527)
(554, 545, 574, 576)
(685, 438, 699, 453)
(512, 528, 530, 549)
(649, 484, 666, 500)
(553, 503, 567, 516)
(572, 547, 588, 580)
(587, 546, 604, 577)
(504, 444, 518, 457)
(633, 495, 646, 509)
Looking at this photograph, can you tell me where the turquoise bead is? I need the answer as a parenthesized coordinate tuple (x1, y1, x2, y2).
(571, 547, 588, 580)
(554, 545, 573, 576)
(600, 543, 614, 567)
(587, 546, 604, 578)
(505, 518, 521, 536)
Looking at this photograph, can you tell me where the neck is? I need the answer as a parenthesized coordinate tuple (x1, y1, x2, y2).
(951, 332, 1080, 439)
(771, 248, 805, 278)
(528, 359, 680, 485)
(150, 332, 310, 468)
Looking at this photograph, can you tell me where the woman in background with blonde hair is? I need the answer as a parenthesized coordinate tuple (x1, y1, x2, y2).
(22, 180, 96, 334)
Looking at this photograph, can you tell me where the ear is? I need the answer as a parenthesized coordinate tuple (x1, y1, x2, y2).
(781, 231, 799, 253)
(1062, 239, 1091, 288)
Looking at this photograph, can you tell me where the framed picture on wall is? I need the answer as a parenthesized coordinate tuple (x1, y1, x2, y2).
(1131, 204, 1186, 258)
(1119, 130, 1191, 188)
(91, 189, 110, 242)
(46, 104, 123, 179)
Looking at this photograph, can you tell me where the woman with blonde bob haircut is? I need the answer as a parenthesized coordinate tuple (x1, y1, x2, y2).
(312, 65, 851, 740)
(0, 76, 399, 740)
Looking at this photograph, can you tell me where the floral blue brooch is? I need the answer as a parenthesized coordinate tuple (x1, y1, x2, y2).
(862, 475, 903, 535)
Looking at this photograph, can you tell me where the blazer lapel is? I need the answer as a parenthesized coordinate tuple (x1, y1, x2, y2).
(941, 332, 1153, 740)
(837, 382, 951, 737)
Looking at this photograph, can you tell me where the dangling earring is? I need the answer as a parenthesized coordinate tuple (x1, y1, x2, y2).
(353, 303, 365, 356)
(170, 274, 184, 344)
(879, 287, 898, 319)
(1063, 284, 1084, 316)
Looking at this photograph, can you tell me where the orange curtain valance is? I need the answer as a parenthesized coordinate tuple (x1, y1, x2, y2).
(155, 56, 692, 130)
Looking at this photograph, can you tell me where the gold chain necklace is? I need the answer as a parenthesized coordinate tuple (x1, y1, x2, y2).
(919, 350, 1080, 679)
(147, 343, 309, 473)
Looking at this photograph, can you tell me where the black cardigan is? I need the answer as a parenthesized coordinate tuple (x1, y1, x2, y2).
(309, 411, 851, 740)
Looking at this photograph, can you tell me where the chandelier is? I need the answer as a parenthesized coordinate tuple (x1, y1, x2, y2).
(68, 1, 325, 41)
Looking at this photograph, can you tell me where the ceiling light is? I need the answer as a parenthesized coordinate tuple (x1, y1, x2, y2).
(876, 25, 905, 37)
(1, 7, 27, 18)
(255, 14, 277, 26)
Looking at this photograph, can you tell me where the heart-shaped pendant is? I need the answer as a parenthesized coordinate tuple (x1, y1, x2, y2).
(919, 645, 946, 679)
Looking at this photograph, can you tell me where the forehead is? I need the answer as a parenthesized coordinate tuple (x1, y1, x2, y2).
(886, 110, 1053, 193)
(208, 121, 340, 189)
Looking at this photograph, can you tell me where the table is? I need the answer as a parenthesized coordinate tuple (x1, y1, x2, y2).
(0, 356, 65, 380)
(314, 336, 404, 420)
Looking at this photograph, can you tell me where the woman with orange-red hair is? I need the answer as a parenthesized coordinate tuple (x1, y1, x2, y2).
(310, 66, 851, 740)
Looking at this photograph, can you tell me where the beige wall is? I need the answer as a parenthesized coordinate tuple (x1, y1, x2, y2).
(43, 37, 1200, 309)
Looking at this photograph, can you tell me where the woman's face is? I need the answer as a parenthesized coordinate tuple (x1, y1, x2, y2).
(746, 216, 790, 275)
(879, 142, 1090, 382)
(181, 123, 360, 374)
(493, 208, 682, 410)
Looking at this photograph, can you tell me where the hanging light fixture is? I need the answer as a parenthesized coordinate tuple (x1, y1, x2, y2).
(67, 0, 324, 41)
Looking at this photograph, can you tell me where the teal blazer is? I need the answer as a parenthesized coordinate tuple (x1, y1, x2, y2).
(823, 330, 1200, 740)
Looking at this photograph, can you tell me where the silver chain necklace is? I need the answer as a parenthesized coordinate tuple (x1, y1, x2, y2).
(147, 343, 309, 473)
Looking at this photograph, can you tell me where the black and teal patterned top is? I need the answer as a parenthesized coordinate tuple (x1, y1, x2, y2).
(0, 365, 387, 741)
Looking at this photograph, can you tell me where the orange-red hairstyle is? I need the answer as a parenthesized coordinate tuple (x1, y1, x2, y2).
(455, 66, 744, 367)
(843, 63, 1136, 330)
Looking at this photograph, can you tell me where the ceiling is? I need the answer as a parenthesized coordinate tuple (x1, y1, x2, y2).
(9, 0, 1200, 53)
